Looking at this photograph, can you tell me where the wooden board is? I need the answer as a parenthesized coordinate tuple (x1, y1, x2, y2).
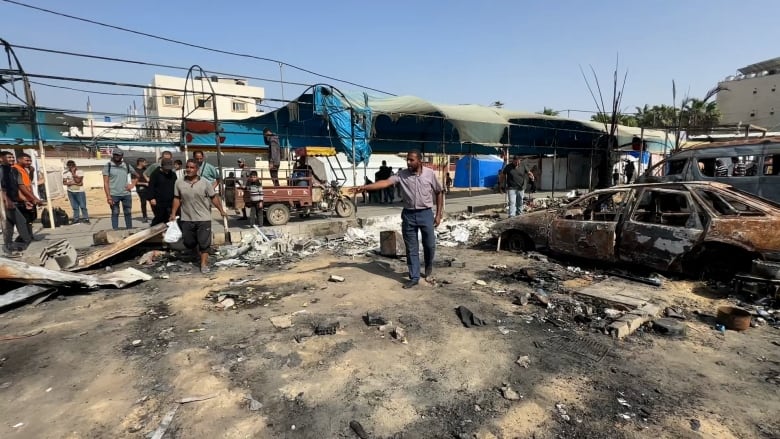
(74, 223, 167, 271)
(572, 278, 658, 309)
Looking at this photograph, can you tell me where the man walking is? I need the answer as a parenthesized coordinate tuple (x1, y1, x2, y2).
(501, 155, 534, 217)
(102, 150, 137, 230)
(148, 158, 177, 226)
(263, 128, 281, 186)
(63, 160, 89, 224)
(170, 159, 227, 274)
(353, 150, 444, 289)
(192, 150, 221, 190)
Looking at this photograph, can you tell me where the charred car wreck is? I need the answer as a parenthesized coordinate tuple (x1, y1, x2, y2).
(492, 182, 780, 276)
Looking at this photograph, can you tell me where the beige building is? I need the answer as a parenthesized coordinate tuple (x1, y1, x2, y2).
(717, 57, 780, 129)
(144, 74, 265, 140)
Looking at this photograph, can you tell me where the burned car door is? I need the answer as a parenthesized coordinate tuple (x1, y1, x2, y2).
(548, 190, 631, 261)
(618, 188, 704, 271)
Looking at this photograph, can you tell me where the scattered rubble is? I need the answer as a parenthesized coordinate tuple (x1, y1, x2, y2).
(500, 384, 522, 401)
(455, 306, 486, 328)
(516, 355, 531, 368)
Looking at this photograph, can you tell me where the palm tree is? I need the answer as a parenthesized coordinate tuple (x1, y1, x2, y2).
(490, 101, 505, 109)
(539, 107, 559, 116)
(591, 112, 637, 126)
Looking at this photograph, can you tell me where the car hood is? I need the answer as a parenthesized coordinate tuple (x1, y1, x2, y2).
(491, 209, 557, 236)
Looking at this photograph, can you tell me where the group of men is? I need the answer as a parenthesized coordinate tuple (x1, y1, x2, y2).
(1, 151, 45, 255)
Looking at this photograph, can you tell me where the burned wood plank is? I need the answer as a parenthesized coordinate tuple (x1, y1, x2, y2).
(0, 257, 151, 289)
(0, 285, 56, 309)
(73, 223, 167, 271)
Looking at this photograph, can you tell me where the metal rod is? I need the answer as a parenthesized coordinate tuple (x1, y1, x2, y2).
(350, 107, 356, 201)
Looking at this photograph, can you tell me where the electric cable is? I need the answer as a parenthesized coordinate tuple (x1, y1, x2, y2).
(1, 0, 396, 96)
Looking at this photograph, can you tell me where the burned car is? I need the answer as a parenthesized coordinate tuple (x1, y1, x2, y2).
(492, 182, 780, 275)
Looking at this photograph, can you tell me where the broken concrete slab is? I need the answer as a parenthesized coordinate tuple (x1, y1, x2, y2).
(608, 303, 664, 339)
(652, 318, 688, 336)
(74, 223, 167, 271)
(572, 278, 661, 309)
(270, 315, 294, 329)
(0, 257, 151, 289)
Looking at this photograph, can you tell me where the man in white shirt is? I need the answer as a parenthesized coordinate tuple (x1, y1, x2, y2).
(62, 160, 89, 224)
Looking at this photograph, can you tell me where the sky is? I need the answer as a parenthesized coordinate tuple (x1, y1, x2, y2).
(1, 0, 779, 120)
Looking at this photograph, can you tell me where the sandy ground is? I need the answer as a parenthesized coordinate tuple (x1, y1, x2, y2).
(0, 246, 778, 439)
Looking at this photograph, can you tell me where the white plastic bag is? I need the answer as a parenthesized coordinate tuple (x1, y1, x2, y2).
(164, 220, 182, 243)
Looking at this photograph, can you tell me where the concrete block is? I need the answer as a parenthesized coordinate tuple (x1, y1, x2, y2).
(212, 232, 226, 246)
(608, 320, 631, 339)
(652, 318, 687, 336)
(380, 231, 405, 257)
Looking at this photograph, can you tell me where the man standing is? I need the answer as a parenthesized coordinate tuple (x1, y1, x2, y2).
(12, 153, 44, 243)
(170, 159, 227, 274)
(237, 158, 251, 220)
(192, 150, 221, 190)
(63, 160, 89, 224)
(263, 128, 281, 186)
(623, 159, 635, 184)
(135, 158, 151, 223)
(148, 158, 177, 226)
(501, 155, 534, 217)
(102, 150, 137, 230)
(1, 151, 31, 254)
(375, 160, 393, 203)
(144, 150, 174, 179)
(352, 150, 444, 289)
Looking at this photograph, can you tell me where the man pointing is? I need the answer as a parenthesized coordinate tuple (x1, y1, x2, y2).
(352, 150, 444, 288)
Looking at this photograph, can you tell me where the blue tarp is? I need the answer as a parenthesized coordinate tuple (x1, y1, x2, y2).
(453, 155, 504, 188)
(312, 85, 372, 165)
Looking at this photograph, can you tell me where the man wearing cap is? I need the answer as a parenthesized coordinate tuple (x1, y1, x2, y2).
(102, 150, 138, 230)
(148, 158, 177, 226)
(144, 150, 174, 179)
(237, 158, 251, 220)
(263, 128, 281, 186)
(501, 155, 534, 217)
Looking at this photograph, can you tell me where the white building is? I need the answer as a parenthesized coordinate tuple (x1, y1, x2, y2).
(717, 57, 780, 129)
(144, 74, 265, 140)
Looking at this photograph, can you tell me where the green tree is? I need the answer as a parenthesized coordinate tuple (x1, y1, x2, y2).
(490, 101, 505, 108)
(591, 112, 637, 127)
(539, 107, 559, 116)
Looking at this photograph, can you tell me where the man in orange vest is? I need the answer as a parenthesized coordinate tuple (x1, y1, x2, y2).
(9, 153, 44, 247)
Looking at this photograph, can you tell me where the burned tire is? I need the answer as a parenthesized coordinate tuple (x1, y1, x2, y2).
(687, 244, 756, 280)
(502, 231, 534, 252)
(335, 198, 356, 218)
(265, 203, 290, 226)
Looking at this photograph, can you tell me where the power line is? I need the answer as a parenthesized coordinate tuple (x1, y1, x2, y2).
(11, 44, 314, 88)
(2, 0, 396, 96)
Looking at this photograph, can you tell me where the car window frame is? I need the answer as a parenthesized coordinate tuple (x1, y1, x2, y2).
(628, 187, 703, 229)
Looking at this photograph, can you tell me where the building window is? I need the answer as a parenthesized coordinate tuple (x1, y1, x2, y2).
(232, 101, 248, 113)
(195, 95, 213, 109)
(163, 95, 181, 107)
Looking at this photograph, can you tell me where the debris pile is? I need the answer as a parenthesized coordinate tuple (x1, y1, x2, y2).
(437, 215, 497, 247)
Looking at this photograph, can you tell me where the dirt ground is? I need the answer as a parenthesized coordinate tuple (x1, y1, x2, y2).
(1, 245, 779, 439)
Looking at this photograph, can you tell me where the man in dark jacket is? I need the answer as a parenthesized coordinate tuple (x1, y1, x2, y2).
(147, 158, 177, 226)
(263, 128, 281, 186)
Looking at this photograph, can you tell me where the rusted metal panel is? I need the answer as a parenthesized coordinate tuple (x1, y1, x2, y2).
(619, 222, 702, 272)
(549, 219, 616, 261)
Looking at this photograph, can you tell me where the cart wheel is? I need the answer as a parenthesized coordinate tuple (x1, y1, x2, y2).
(265, 203, 290, 226)
(335, 198, 356, 218)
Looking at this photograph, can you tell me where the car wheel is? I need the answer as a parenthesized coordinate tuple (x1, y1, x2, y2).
(688, 244, 756, 280)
